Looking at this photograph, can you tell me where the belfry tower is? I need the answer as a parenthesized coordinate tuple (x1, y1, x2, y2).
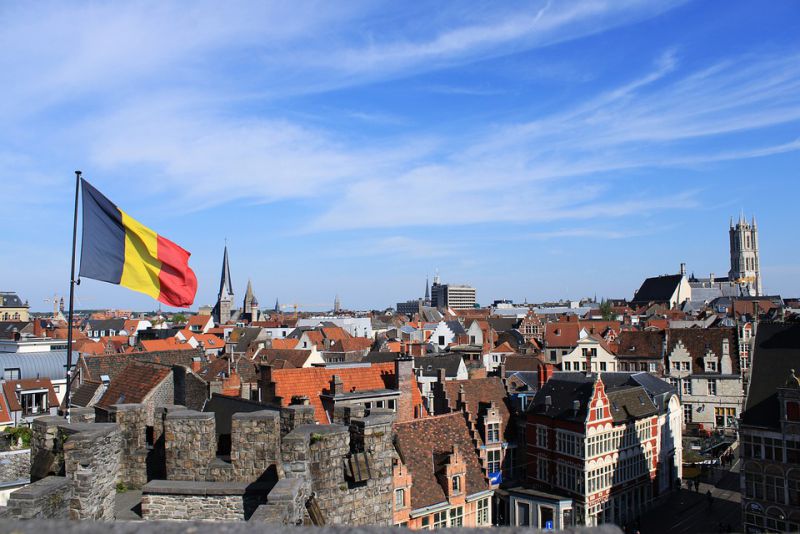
(729, 214, 762, 296)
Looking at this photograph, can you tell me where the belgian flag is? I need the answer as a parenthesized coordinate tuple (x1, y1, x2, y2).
(78, 179, 197, 308)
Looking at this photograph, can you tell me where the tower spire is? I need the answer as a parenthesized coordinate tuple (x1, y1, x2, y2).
(425, 276, 430, 301)
(219, 245, 233, 298)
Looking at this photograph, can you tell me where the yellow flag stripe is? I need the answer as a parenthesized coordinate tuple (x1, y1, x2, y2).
(119, 210, 162, 301)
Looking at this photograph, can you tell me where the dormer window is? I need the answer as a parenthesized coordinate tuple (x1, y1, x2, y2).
(705, 360, 717, 372)
(452, 476, 461, 493)
(487, 423, 500, 443)
(394, 488, 405, 509)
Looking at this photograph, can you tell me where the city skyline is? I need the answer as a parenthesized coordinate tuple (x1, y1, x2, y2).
(2, 1, 800, 310)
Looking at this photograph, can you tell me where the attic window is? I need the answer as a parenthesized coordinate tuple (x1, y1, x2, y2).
(452, 476, 461, 493)
(611, 401, 618, 411)
(638, 395, 645, 405)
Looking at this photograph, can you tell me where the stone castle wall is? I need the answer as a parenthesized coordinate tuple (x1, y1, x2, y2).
(280, 411, 395, 526)
(142, 480, 264, 521)
(3, 417, 121, 521)
(0, 449, 30, 483)
(165, 410, 216, 481)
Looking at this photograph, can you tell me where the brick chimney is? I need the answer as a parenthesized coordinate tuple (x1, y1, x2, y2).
(330, 374, 344, 396)
(395, 356, 415, 423)
(538, 364, 554, 389)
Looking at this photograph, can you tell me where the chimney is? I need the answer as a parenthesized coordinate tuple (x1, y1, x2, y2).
(710, 273, 715, 285)
(395, 356, 415, 423)
(537, 364, 553, 388)
(437, 367, 447, 383)
(680, 263, 686, 276)
(191, 356, 202, 373)
(457, 384, 467, 411)
(499, 362, 506, 380)
(330, 374, 344, 396)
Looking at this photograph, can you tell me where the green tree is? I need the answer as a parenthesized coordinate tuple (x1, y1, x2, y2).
(599, 299, 614, 321)
(173, 313, 187, 324)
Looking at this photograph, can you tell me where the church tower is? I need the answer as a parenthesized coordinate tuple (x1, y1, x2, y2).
(213, 245, 234, 324)
(243, 279, 259, 322)
(729, 213, 762, 296)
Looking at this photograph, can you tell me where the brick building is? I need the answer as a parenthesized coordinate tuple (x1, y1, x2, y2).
(392, 413, 493, 528)
(517, 372, 674, 528)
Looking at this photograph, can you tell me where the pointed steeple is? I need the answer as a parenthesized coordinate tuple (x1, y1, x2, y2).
(274, 297, 280, 313)
(425, 276, 430, 300)
(752, 214, 757, 228)
(244, 278, 254, 306)
(218, 245, 234, 299)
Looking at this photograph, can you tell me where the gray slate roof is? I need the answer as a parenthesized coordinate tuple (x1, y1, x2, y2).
(742, 323, 800, 430)
(415, 354, 462, 378)
(0, 350, 76, 380)
(631, 274, 682, 305)
(0, 293, 26, 308)
(445, 321, 466, 336)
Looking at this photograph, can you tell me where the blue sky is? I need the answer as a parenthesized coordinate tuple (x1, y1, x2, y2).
(2, 0, 799, 312)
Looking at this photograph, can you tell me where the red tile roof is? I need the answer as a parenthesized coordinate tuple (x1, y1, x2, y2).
(271, 338, 299, 350)
(329, 337, 373, 353)
(394, 413, 489, 509)
(140, 338, 194, 352)
(321, 327, 350, 341)
(188, 315, 212, 328)
(492, 341, 515, 353)
(443, 377, 511, 446)
(544, 320, 620, 348)
(96, 362, 172, 409)
(268, 362, 425, 424)
(303, 331, 325, 347)
(2, 379, 59, 412)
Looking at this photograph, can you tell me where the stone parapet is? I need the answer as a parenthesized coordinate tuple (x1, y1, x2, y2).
(0, 475, 71, 519)
(231, 410, 282, 482)
(164, 410, 216, 481)
(62, 423, 121, 520)
(280, 405, 316, 436)
(69, 408, 96, 424)
(110, 403, 147, 489)
(141, 480, 268, 521)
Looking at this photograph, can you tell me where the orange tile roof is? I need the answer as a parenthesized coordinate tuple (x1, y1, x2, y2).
(321, 327, 350, 341)
(140, 338, 194, 352)
(329, 337, 373, 353)
(268, 362, 425, 424)
(304, 331, 324, 346)
(191, 333, 222, 347)
(271, 338, 299, 350)
(188, 315, 212, 327)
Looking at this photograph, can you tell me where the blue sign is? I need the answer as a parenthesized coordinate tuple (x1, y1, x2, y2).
(545, 520, 553, 530)
(488, 471, 503, 485)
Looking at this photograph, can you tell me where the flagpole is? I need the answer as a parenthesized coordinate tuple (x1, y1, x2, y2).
(64, 170, 81, 422)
